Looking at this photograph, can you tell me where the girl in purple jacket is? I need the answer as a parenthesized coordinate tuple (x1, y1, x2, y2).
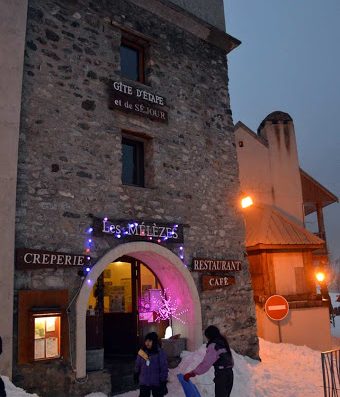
(135, 332, 168, 397)
(184, 326, 234, 397)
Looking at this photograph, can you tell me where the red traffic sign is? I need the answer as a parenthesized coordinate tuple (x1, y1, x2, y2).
(265, 295, 289, 321)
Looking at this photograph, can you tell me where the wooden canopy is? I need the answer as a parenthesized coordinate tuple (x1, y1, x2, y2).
(300, 169, 338, 216)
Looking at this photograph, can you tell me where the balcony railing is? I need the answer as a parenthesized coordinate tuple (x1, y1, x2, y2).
(321, 348, 340, 397)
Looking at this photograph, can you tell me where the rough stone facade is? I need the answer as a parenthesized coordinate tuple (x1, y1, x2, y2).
(14, 0, 258, 395)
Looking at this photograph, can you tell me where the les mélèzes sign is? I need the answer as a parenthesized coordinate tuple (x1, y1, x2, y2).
(93, 217, 184, 244)
(110, 80, 168, 123)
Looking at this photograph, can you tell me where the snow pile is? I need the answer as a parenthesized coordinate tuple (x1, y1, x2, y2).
(1, 376, 39, 397)
(106, 338, 324, 397)
(1, 339, 324, 397)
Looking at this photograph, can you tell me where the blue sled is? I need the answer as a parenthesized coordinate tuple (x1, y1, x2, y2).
(177, 374, 201, 397)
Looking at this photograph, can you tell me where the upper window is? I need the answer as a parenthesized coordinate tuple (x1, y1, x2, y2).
(122, 137, 145, 187)
(120, 39, 145, 83)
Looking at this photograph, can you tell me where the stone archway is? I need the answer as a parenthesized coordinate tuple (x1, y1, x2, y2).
(75, 242, 203, 378)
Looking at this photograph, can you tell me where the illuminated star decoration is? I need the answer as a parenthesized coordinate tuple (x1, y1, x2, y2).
(152, 289, 188, 324)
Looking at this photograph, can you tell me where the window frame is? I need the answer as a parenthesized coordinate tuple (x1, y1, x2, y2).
(18, 290, 69, 364)
(121, 136, 145, 187)
(120, 37, 145, 83)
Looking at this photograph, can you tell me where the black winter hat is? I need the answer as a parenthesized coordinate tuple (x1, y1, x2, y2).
(204, 325, 221, 340)
(144, 332, 159, 344)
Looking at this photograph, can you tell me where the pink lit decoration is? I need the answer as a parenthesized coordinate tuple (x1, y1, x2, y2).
(152, 289, 188, 324)
(139, 312, 154, 322)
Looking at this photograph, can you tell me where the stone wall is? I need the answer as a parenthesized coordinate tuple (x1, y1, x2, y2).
(167, 0, 226, 30)
(14, 0, 258, 395)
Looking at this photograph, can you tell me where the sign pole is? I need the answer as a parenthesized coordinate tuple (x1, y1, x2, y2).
(278, 320, 282, 343)
(264, 295, 289, 344)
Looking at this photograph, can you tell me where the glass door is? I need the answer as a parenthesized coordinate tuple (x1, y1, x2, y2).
(102, 260, 137, 356)
(137, 263, 168, 345)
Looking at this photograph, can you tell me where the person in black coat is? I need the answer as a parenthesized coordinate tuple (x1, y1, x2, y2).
(0, 337, 6, 397)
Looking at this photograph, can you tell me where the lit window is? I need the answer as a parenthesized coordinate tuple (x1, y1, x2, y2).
(34, 314, 61, 360)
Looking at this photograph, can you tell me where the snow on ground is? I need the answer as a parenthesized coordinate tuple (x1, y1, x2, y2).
(1, 338, 325, 397)
(99, 338, 324, 397)
(1, 376, 39, 397)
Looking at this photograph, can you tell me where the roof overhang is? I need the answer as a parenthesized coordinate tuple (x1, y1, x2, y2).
(129, 0, 241, 54)
(247, 243, 324, 253)
(300, 168, 338, 215)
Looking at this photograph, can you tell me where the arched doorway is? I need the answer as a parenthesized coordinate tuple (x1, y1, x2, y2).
(75, 242, 202, 379)
(86, 256, 168, 357)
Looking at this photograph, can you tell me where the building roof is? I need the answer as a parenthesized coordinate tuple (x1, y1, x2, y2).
(257, 111, 293, 134)
(243, 204, 325, 251)
(300, 168, 338, 215)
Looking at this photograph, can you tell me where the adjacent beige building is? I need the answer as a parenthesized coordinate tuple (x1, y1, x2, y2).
(236, 111, 338, 351)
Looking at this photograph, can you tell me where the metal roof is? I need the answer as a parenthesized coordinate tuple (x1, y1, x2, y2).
(243, 204, 325, 250)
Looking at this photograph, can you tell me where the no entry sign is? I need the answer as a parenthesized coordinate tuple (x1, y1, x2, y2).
(265, 295, 289, 321)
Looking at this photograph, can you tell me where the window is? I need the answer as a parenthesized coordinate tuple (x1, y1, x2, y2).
(18, 290, 68, 364)
(122, 137, 144, 187)
(120, 39, 145, 82)
(34, 313, 61, 360)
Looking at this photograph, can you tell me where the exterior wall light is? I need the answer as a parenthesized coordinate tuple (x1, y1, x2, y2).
(241, 196, 254, 209)
(316, 272, 326, 283)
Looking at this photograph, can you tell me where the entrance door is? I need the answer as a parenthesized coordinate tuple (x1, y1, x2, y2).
(102, 260, 137, 356)
(86, 257, 167, 358)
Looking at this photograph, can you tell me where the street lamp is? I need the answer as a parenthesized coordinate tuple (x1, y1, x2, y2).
(241, 196, 254, 209)
(316, 272, 326, 283)
(315, 271, 334, 324)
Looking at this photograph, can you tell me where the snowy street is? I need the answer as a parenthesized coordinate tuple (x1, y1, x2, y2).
(2, 338, 327, 397)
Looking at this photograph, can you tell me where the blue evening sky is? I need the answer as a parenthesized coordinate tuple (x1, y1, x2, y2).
(225, 0, 340, 260)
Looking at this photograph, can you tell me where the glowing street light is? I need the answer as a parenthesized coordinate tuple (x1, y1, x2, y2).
(241, 196, 254, 209)
(316, 272, 326, 283)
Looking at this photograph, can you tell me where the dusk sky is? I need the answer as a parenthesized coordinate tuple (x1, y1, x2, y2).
(225, 0, 340, 260)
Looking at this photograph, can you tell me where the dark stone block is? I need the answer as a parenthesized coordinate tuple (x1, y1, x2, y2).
(85, 47, 96, 56)
(26, 40, 37, 51)
(37, 37, 47, 45)
(87, 71, 97, 79)
(46, 28, 60, 42)
(28, 7, 43, 23)
(44, 18, 59, 29)
(51, 164, 60, 172)
(81, 100, 96, 111)
(78, 122, 90, 130)
(77, 171, 92, 178)
(41, 49, 60, 61)
(55, 14, 67, 23)
(58, 65, 72, 73)
(72, 44, 83, 53)
(63, 212, 81, 218)
(62, 30, 75, 38)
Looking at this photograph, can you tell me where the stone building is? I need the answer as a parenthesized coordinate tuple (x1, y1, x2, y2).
(235, 112, 338, 351)
(0, 0, 259, 396)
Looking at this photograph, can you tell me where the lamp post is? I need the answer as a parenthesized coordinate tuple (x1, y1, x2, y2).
(315, 271, 334, 325)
